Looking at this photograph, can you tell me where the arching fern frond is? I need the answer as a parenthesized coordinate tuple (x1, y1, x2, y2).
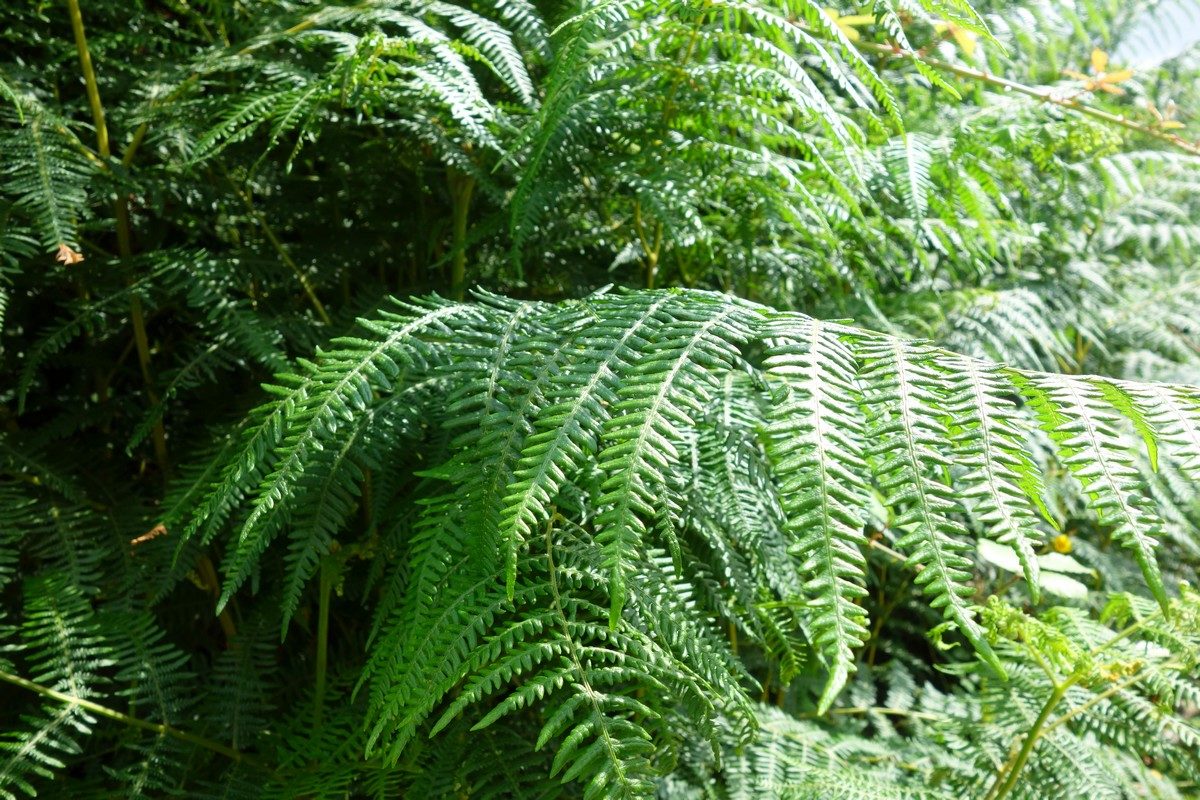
(181, 288, 1200, 766)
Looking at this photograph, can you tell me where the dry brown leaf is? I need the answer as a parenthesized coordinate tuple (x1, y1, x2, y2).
(55, 243, 85, 265)
(131, 523, 168, 547)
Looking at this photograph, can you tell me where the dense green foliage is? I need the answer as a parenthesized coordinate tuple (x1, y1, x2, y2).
(2, 0, 1200, 797)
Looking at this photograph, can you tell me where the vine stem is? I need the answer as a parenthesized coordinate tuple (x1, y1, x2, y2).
(66, 0, 170, 476)
(0, 668, 260, 767)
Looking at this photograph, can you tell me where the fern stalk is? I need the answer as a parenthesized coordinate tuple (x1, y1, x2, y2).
(313, 556, 335, 727)
(67, 0, 171, 474)
(448, 167, 476, 299)
(982, 682, 1067, 800)
(0, 669, 256, 766)
(65, 0, 109, 161)
(233, 181, 331, 324)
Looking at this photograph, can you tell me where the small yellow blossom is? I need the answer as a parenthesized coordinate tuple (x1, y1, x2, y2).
(823, 8, 875, 42)
(1063, 49, 1133, 95)
(934, 21, 978, 57)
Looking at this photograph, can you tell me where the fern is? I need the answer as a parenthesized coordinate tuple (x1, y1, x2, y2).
(3, 0, 1200, 796)
(0, 105, 93, 252)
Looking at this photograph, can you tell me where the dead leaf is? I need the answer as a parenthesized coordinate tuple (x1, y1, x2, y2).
(131, 523, 168, 547)
(55, 243, 84, 265)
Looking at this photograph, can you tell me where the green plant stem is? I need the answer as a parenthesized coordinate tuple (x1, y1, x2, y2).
(632, 201, 662, 289)
(797, 705, 941, 721)
(984, 604, 1175, 798)
(313, 558, 334, 728)
(1088, 611, 1161, 660)
(67, 0, 171, 476)
(1042, 662, 1181, 738)
(0, 668, 256, 766)
(196, 553, 238, 642)
(232, 182, 331, 324)
(982, 682, 1067, 800)
(448, 167, 475, 299)
(66, 0, 108, 159)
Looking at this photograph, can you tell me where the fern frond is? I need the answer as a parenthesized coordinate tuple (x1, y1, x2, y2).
(1016, 373, 1169, 610)
(857, 337, 1002, 672)
(763, 317, 870, 711)
(0, 108, 93, 252)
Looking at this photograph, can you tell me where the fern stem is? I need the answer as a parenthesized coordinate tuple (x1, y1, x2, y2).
(65, 0, 108, 160)
(1041, 664, 1178, 738)
(857, 41, 1200, 157)
(128, 292, 170, 472)
(197, 552, 238, 642)
(448, 167, 475, 300)
(313, 557, 334, 728)
(982, 683, 1067, 800)
(1088, 612, 1160, 660)
(67, 0, 171, 475)
(632, 201, 661, 289)
(0, 668, 260, 767)
(797, 705, 941, 721)
(232, 182, 331, 324)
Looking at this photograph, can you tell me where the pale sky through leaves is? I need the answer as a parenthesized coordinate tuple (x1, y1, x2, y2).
(1116, 0, 1200, 66)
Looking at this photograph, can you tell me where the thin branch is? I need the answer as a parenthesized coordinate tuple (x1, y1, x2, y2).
(231, 182, 331, 324)
(67, 0, 171, 476)
(856, 41, 1200, 157)
(0, 668, 263, 768)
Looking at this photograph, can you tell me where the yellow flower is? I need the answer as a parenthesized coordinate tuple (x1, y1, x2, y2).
(823, 8, 874, 42)
(1051, 534, 1073, 554)
(1063, 49, 1133, 95)
(933, 21, 978, 57)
